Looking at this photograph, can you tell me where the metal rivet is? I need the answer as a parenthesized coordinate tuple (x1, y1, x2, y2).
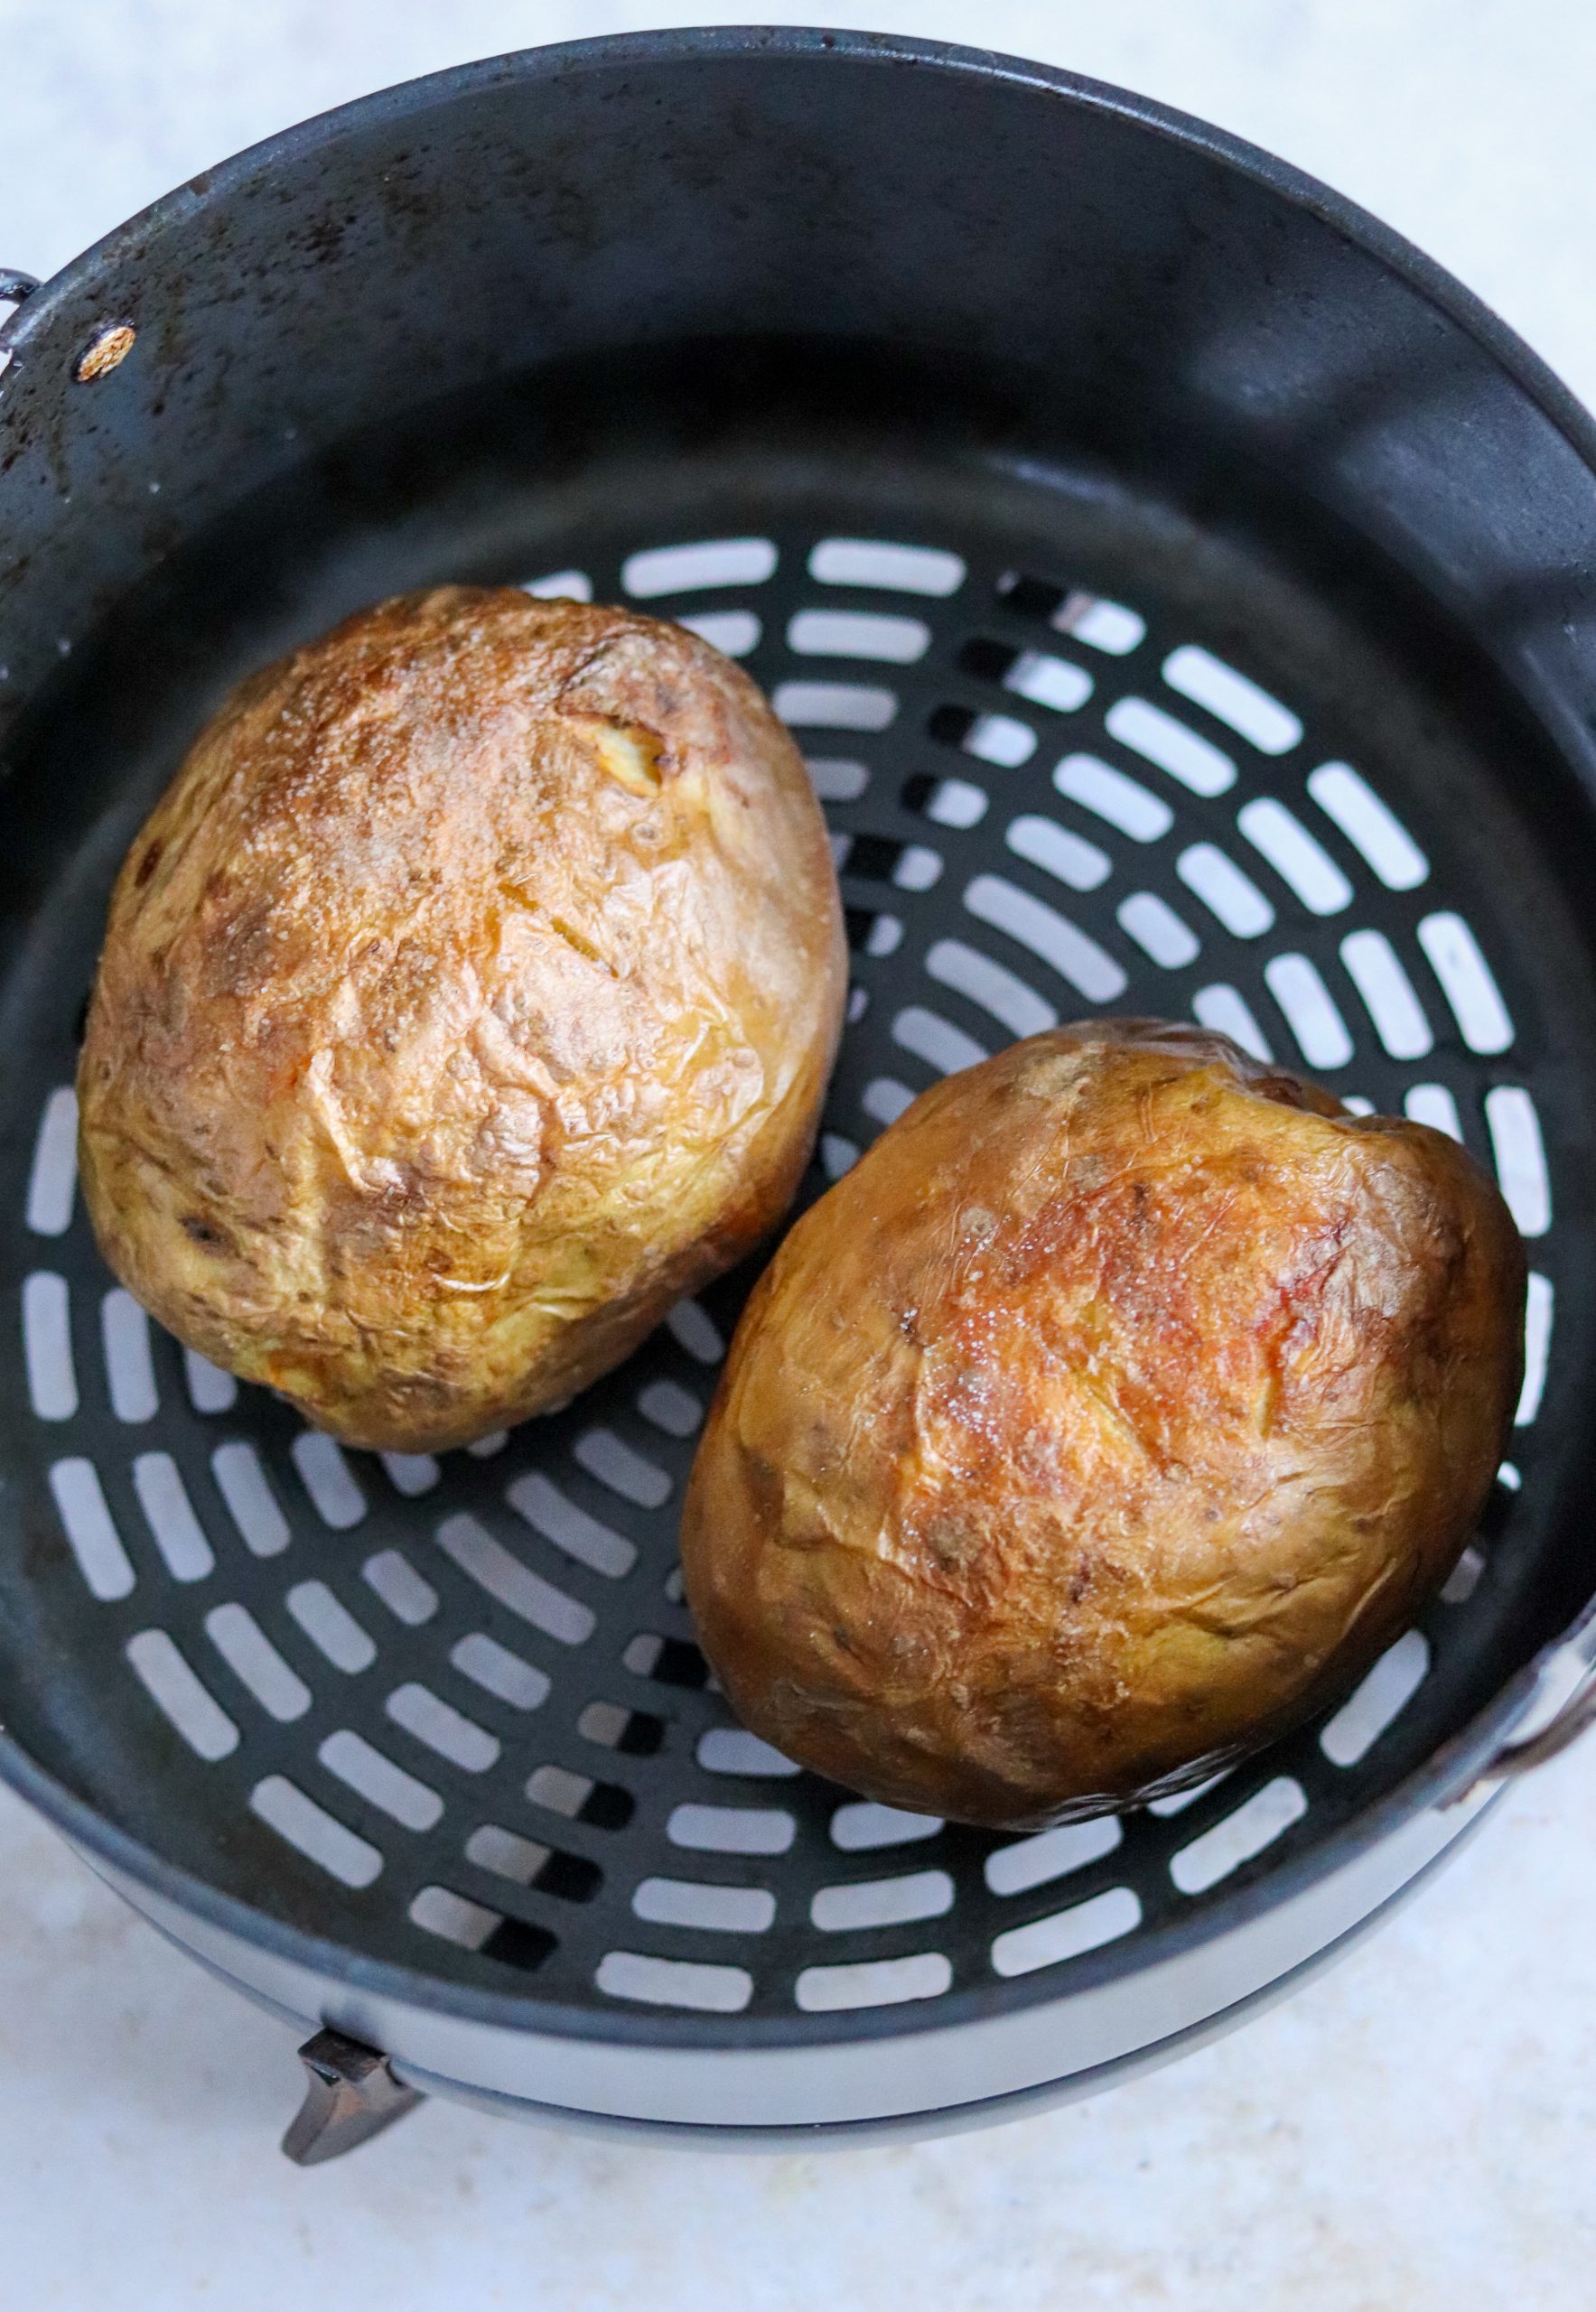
(74, 322, 135, 382)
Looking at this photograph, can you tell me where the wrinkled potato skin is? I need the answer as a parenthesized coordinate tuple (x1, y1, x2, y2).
(683, 1022, 1526, 1828)
(79, 588, 845, 1452)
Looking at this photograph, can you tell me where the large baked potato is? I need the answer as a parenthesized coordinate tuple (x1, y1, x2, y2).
(682, 1021, 1526, 1828)
(79, 587, 845, 1452)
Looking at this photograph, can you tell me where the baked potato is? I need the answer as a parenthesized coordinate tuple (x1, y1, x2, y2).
(682, 1021, 1526, 1828)
(79, 586, 845, 1452)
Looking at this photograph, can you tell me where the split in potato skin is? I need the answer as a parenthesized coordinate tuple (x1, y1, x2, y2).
(682, 1021, 1526, 1830)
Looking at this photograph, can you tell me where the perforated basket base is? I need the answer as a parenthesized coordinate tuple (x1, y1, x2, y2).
(1, 368, 1591, 2128)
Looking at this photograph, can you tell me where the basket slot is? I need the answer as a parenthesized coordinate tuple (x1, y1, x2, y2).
(1170, 1777, 1308, 1895)
(23, 1272, 77, 1421)
(127, 1629, 238, 1760)
(904, 772, 987, 829)
(830, 1802, 942, 1852)
(211, 1441, 290, 1559)
(528, 1764, 633, 1830)
(1320, 1632, 1432, 1767)
(319, 1729, 442, 1832)
(1264, 953, 1354, 1069)
(677, 609, 759, 657)
(1339, 930, 1433, 1061)
(862, 1077, 914, 1128)
(1054, 752, 1172, 840)
(207, 1602, 311, 1722)
(409, 1885, 499, 1950)
(666, 1299, 723, 1364)
(519, 568, 592, 602)
(1192, 984, 1273, 1061)
(808, 538, 965, 596)
(635, 1380, 703, 1440)
(290, 1432, 367, 1530)
(1117, 891, 1200, 970)
(1105, 698, 1235, 797)
(789, 608, 929, 663)
(924, 936, 1057, 1039)
(932, 704, 1035, 769)
(991, 1886, 1141, 1979)
(1417, 912, 1515, 1053)
(623, 1631, 709, 1689)
(1307, 763, 1429, 890)
(571, 1428, 670, 1510)
(796, 1953, 951, 2011)
(435, 1514, 594, 1645)
(695, 1728, 800, 1778)
(577, 1699, 663, 1756)
(49, 1459, 135, 1601)
(632, 1878, 776, 1934)
(361, 1549, 438, 1627)
(465, 1823, 551, 1886)
(380, 1451, 441, 1498)
(507, 1471, 636, 1577)
(1162, 645, 1302, 756)
(449, 1630, 548, 1711)
(806, 755, 870, 801)
(1484, 1086, 1552, 1236)
(891, 1005, 987, 1077)
(845, 906, 903, 957)
(1238, 797, 1352, 915)
(250, 1776, 379, 1887)
(667, 1803, 795, 1857)
(100, 1291, 158, 1423)
(965, 874, 1127, 1002)
(774, 678, 897, 732)
(597, 1951, 752, 2012)
(386, 1681, 499, 1771)
(1517, 1274, 1554, 1427)
(132, 1453, 213, 1582)
(24, 1086, 78, 1237)
(1006, 814, 1111, 893)
(820, 1132, 859, 1179)
(621, 537, 777, 598)
(1404, 1082, 1463, 1140)
(1441, 1546, 1487, 1605)
(997, 573, 1145, 657)
(1176, 843, 1274, 937)
(183, 1350, 237, 1413)
(810, 1869, 954, 1932)
(984, 1816, 1123, 1897)
(287, 1580, 377, 1674)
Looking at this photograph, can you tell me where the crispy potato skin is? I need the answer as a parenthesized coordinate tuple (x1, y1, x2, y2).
(79, 588, 845, 1451)
(682, 1022, 1526, 1828)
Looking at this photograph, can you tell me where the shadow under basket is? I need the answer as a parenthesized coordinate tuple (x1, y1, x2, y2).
(0, 29, 1592, 2148)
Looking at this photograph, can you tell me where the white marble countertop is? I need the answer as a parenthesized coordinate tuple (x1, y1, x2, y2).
(4, 5, 1596, 2305)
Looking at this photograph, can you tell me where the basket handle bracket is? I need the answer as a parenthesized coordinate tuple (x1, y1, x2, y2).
(1454, 1642, 1596, 1800)
(281, 2026, 425, 2166)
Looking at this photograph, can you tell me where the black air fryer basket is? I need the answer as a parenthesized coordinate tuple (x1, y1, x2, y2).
(1, 29, 1593, 2155)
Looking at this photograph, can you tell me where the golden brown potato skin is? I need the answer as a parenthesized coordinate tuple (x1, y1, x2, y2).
(79, 588, 845, 1451)
(682, 1021, 1526, 1828)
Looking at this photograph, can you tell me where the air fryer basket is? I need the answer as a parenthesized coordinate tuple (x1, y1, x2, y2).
(1, 29, 1594, 2147)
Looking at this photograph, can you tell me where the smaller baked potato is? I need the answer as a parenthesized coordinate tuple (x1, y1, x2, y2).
(682, 1021, 1526, 1828)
